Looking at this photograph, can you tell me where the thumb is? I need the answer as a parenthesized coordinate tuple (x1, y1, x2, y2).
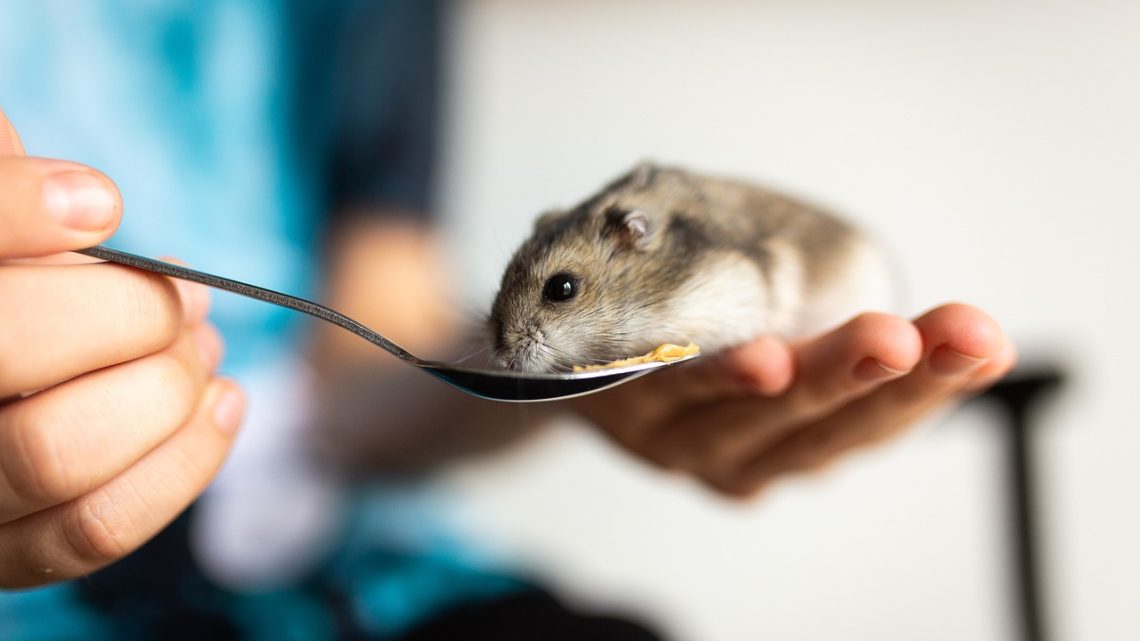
(0, 106, 27, 156)
(0, 104, 122, 258)
(0, 156, 122, 258)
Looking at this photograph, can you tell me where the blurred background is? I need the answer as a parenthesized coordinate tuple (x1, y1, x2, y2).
(2, 1, 1136, 640)
(430, 1, 1139, 640)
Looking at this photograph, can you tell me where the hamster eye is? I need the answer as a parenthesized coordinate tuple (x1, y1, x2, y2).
(542, 273, 577, 303)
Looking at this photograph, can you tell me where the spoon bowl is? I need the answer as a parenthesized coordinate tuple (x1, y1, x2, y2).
(76, 245, 698, 402)
(419, 358, 693, 402)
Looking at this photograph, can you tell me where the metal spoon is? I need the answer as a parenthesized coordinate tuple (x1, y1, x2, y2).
(75, 246, 698, 403)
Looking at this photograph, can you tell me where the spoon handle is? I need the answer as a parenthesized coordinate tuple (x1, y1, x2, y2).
(75, 245, 420, 364)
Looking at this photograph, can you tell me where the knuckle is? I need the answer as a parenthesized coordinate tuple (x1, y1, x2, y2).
(118, 271, 182, 351)
(0, 277, 22, 385)
(118, 351, 201, 427)
(4, 407, 81, 504)
(144, 352, 202, 416)
(146, 349, 197, 392)
(145, 351, 207, 426)
(64, 489, 138, 564)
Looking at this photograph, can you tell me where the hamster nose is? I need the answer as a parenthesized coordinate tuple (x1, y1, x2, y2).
(524, 322, 545, 343)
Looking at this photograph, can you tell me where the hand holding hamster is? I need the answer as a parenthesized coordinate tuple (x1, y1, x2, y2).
(491, 162, 1015, 497)
(490, 163, 895, 372)
(572, 302, 1015, 496)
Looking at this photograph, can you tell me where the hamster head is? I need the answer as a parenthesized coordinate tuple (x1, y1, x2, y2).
(488, 164, 704, 372)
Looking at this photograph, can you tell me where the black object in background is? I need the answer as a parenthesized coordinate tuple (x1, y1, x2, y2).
(971, 367, 1066, 641)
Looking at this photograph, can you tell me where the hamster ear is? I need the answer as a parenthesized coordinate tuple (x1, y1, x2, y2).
(606, 207, 661, 251)
(533, 209, 565, 232)
(628, 161, 658, 190)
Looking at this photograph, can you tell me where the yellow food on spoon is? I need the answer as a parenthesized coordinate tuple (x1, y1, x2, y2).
(573, 342, 700, 372)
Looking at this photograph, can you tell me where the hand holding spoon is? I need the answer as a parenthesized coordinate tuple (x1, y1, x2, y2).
(76, 246, 698, 402)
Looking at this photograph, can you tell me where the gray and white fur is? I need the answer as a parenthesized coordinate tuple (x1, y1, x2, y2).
(488, 163, 896, 373)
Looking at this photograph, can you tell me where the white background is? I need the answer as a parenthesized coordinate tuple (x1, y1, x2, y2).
(434, 2, 1140, 640)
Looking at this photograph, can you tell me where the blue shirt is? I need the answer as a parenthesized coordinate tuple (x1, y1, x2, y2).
(0, 0, 438, 372)
(0, 2, 522, 638)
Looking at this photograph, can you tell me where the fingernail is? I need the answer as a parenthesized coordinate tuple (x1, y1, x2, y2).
(181, 282, 210, 322)
(212, 386, 244, 435)
(174, 278, 210, 323)
(43, 170, 118, 231)
(928, 345, 987, 377)
(159, 257, 211, 322)
(853, 357, 906, 382)
(192, 324, 223, 369)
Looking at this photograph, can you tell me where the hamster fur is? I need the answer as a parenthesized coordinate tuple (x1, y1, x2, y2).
(488, 162, 897, 373)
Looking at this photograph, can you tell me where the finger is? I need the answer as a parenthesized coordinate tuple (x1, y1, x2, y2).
(598, 337, 793, 450)
(648, 336, 795, 403)
(566, 339, 791, 449)
(778, 312, 923, 423)
(0, 262, 192, 397)
(963, 336, 1017, 392)
(644, 313, 921, 472)
(0, 106, 26, 156)
(0, 323, 221, 522)
(0, 156, 121, 257)
(159, 256, 212, 327)
(0, 378, 244, 588)
(727, 303, 1004, 496)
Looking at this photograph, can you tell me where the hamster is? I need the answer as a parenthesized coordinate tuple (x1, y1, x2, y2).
(488, 162, 897, 373)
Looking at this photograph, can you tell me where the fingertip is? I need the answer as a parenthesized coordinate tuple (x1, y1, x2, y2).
(207, 379, 245, 436)
(43, 166, 122, 235)
(725, 336, 794, 396)
(998, 338, 1018, 371)
(865, 315, 923, 373)
(833, 313, 921, 377)
(159, 257, 210, 323)
(915, 303, 1004, 360)
(0, 157, 122, 258)
(190, 323, 224, 371)
(0, 105, 26, 155)
(914, 304, 1006, 379)
(953, 319, 1003, 361)
(964, 339, 1019, 391)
